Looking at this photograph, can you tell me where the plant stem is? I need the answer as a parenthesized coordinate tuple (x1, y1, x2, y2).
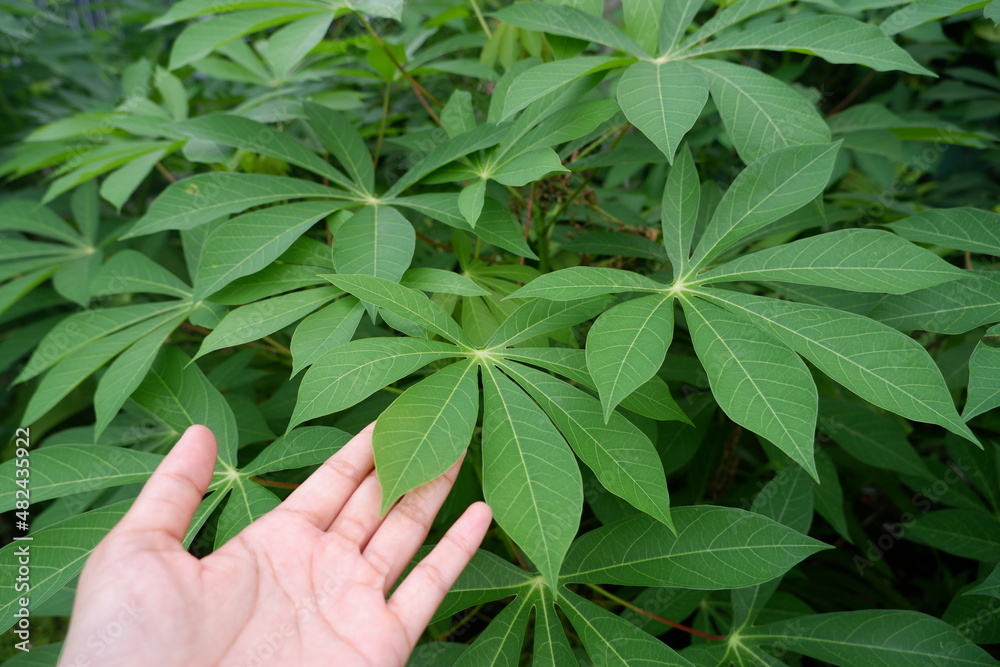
(585, 584, 727, 641)
(470, 0, 492, 37)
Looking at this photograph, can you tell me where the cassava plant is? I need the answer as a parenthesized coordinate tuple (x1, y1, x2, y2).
(2, 0, 1000, 664)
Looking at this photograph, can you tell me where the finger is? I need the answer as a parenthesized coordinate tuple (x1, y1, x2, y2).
(363, 454, 465, 593)
(116, 424, 218, 543)
(387, 502, 492, 646)
(325, 470, 383, 547)
(278, 421, 376, 530)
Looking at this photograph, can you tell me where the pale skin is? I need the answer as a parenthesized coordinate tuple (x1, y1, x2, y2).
(58, 422, 493, 667)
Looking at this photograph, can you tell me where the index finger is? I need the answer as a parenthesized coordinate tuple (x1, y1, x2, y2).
(277, 421, 377, 531)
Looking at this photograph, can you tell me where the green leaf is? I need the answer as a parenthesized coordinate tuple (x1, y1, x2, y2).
(0, 199, 85, 247)
(558, 589, 695, 667)
(867, 272, 1000, 334)
(291, 337, 463, 427)
(690, 60, 831, 164)
(660, 0, 702, 53)
(94, 313, 188, 439)
(0, 445, 162, 511)
(70, 180, 99, 243)
(441, 90, 476, 138)
(682, 0, 795, 47)
(745, 610, 999, 666)
(52, 252, 101, 307)
(487, 296, 612, 348)
(882, 0, 990, 35)
(481, 364, 583, 588)
(23, 311, 184, 425)
(967, 563, 1000, 599)
(265, 15, 333, 80)
(701, 289, 979, 445)
(332, 206, 416, 295)
(196, 201, 344, 300)
(564, 232, 669, 262)
(691, 16, 934, 76)
(171, 113, 355, 190)
(501, 360, 673, 528)
(304, 101, 375, 192)
(904, 509, 1000, 561)
(215, 481, 281, 548)
(433, 549, 536, 621)
(698, 229, 966, 293)
(690, 142, 841, 268)
(289, 297, 365, 376)
(661, 144, 700, 277)
(454, 593, 531, 667)
(534, 586, 577, 666)
(684, 297, 818, 479)
(587, 294, 675, 422)
(616, 61, 707, 163)
(387, 123, 508, 196)
(322, 274, 470, 345)
(392, 193, 538, 259)
(243, 426, 352, 476)
(169, 8, 328, 70)
(818, 396, 932, 479)
(125, 174, 346, 237)
(374, 360, 479, 513)
(492, 4, 648, 56)
(132, 347, 239, 466)
(510, 267, 664, 301)
(491, 148, 568, 187)
(964, 325, 1000, 420)
(0, 501, 131, 631)
(457, 179, 486, 227)
(401, 268, 489, 296)
(890, 207, 1000, 255)
(501, 347, 690, 423)
(91, 250, 192, 299)
(196, 286, 340, 360)
(501, 56, 624, 120)
(561, 506, 828, 588)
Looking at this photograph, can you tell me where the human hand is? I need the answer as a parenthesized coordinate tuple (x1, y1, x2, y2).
(58, 422, 492, 667)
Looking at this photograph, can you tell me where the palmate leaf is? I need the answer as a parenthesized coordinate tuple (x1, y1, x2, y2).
(492, 3, 648, 57)
(867, 271, 1000, 334)
(698, 228, 966, 293)
(132, 347, 239, 466)
(322, 274, 470, 345)
(481, 364, 583, 589)
(195, 201, 345, 300)
(386, 123, 508, 196)
(170, 114, 357, 191)
(964, 325, 1000, 420)
(511, 267, 664, 301)
(124, 173, 347, 237)
(0, 445, 162, 511)
(303, 102, 375, 193)
(453, 592, 531, 667)
(701, 289, 979, 445)
(290, 337, 464, 428)
(616, 61, 708, 163)
(561, 506, 827, 588)
(690, 142, 840, 269)
(487, 296, 612, 348)
(559, 590, 694, 667)
(690, 60, 831, 164)
(432, 549, 535, 621)
(500, 361, 673, 528)
(690, 16, 934, 76)
(586, 294, 676, 422)
(373, 360, 479, 513)
(890, 207, 1000, 255)
(661, 145, 700, 277)
(684, 297, 819, 479)
(743, 610, 998, 666)
(195, 286, 341, 360)
(215, 481, 281, 548)
(501, 346, 689, 423)
(331, 206, 416, 300)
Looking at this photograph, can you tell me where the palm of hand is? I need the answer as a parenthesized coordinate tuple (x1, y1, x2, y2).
(58, 424, 492, 667)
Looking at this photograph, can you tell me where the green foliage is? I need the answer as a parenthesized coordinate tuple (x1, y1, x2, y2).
(2, 0, 1000, 663)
